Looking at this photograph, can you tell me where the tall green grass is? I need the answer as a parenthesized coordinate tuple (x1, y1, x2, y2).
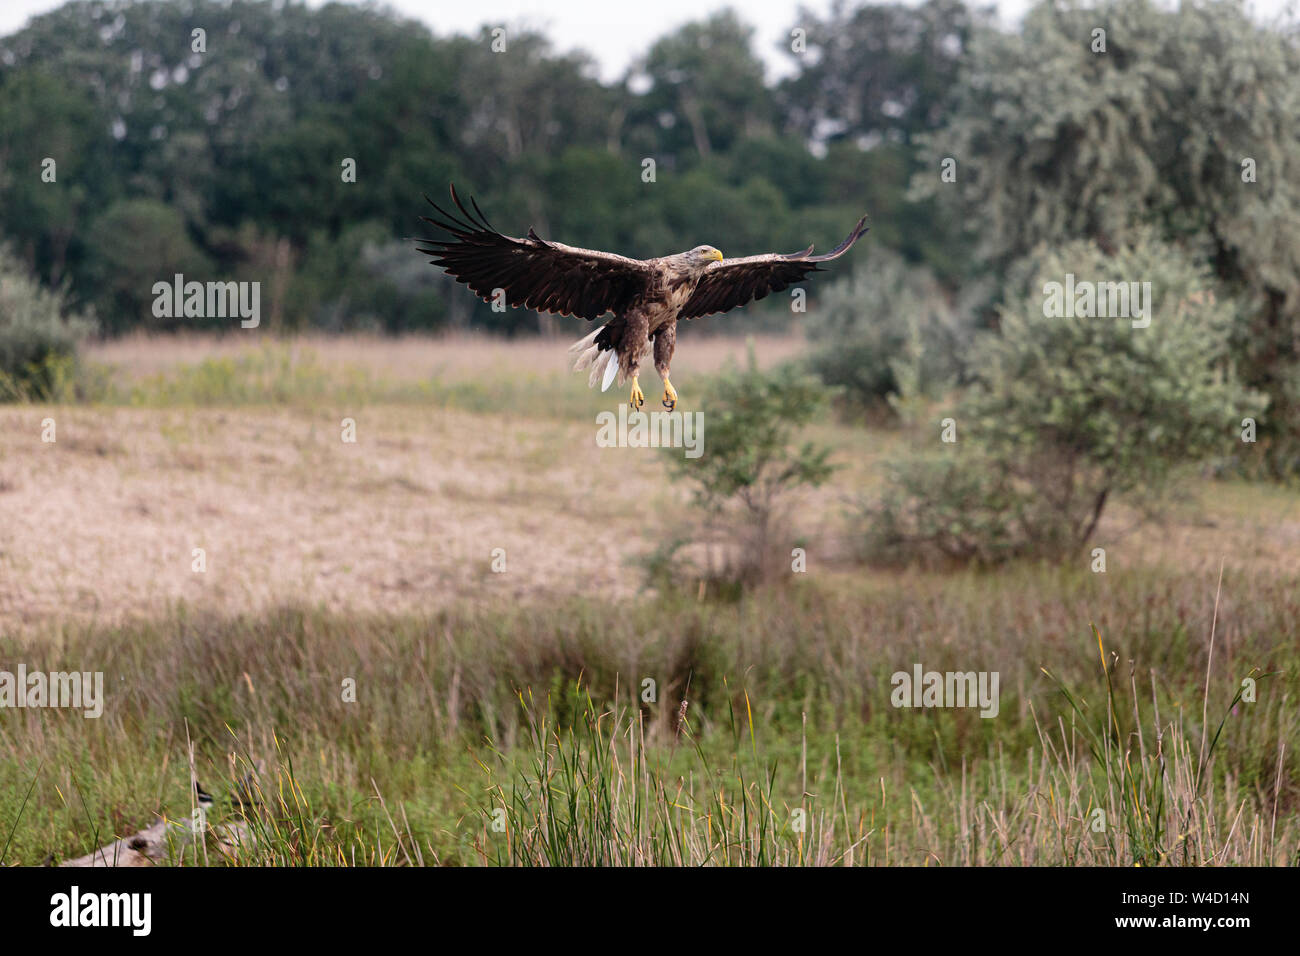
(2, 564, 1295, 866)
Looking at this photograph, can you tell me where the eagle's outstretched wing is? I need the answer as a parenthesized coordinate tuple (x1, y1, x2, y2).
(678, 216, 869, 319)
(416, 186, 654, 320)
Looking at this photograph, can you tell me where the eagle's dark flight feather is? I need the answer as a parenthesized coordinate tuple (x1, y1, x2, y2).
(415, 185, 652, 321)
(677, 215, 870, 319)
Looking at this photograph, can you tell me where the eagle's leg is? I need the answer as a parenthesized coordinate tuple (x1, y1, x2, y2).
(624, 311, 650, 410)
(654, 320, 678, 411)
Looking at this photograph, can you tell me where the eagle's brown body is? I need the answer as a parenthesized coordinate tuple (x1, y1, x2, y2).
(417, 186, 868, 409)
(573, 261, 698, 389)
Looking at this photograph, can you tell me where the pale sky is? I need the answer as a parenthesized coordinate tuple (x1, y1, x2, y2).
(1, 0, 1295, 82)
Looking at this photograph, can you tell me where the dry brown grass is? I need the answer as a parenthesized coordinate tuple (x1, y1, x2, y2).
(0, 333, 833, 630)
(0, 403, 653, 628)
(3, 332, 1299, 632)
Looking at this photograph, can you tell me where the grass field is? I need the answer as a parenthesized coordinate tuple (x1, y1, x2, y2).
(1, 334, 1297, 866)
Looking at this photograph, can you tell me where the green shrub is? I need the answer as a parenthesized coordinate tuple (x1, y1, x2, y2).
(866, 449, 1025, 565)
(865, 233, 1265, 564)
(82, 199, 211, 333)
(804, 247, 971, 418)
(0, 245, 95, 401)
(654, 344, 835, 589)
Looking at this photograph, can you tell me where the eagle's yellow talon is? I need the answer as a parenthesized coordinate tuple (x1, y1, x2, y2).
(662, 378, 678, 411)
(629, 378, 645, 410)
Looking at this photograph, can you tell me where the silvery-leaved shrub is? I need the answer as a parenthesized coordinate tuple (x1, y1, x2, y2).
(0, 245, 96, 401)
(864, 232, 1265, 565)
(804, 246, 971, 419)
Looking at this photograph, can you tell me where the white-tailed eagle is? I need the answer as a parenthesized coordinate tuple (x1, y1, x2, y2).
(417, 185, 868, 410)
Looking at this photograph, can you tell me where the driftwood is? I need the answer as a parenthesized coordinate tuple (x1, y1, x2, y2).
(60, 816, 255, 867)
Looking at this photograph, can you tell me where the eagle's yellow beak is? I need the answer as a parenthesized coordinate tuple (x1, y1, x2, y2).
(711, 249, 724, 262)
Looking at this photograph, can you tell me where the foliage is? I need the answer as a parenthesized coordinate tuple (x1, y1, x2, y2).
(805, 246, 972, 417)
(866, 233, 1265, 563)
(0, 0, 964, 334)
(916, 0, 1300, 471)
(658, 345, 835, 588)
(0, 244, 94, 400)
(82, 199, 213, 333)
(777, 0, 978, 147)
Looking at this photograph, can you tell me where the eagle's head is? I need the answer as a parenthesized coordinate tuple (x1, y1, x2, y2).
(683, 245, 724, 272)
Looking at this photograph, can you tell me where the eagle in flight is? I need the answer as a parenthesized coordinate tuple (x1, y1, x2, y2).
(417, 186, 868, 411)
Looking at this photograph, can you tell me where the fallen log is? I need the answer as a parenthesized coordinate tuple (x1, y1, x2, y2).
(60, 816, 255, 867)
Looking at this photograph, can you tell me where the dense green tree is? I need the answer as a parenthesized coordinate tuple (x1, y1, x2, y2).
(0, 70, 106, 285)
(83, 198, 212, 333)
(624, 11, 776, 165)
(777, 0, 980, 146)
(915, 0, 1300, 471)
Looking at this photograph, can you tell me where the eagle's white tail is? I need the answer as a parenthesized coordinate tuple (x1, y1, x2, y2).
(569, 325, 620, 391)
(569, 324, 652, 392)
(600, 350, 620, 391)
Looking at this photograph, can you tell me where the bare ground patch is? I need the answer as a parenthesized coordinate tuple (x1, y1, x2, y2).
(0, 403, 689, 629)
(5, 333, 1299, 630)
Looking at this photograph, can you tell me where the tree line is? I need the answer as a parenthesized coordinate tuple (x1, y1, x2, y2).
(0, 0, 973, 335)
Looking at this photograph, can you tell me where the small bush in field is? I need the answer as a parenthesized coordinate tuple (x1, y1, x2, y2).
(656, 343, 835, 589)
(866, 450, 1024, 565)
(865, 233, 1264, 564)
(804, 247, 970, 417)
(0, 245, 96, 401)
